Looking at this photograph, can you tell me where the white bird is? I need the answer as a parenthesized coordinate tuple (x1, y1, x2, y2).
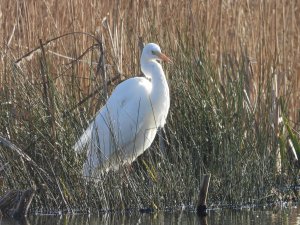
(74, 43, 171, 177)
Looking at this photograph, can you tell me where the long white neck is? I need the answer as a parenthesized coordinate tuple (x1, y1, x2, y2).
(141, 59, 170, 127)
(141, 60, 169, 101)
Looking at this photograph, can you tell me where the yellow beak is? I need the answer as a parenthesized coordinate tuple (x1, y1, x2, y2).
(156, 52, 172, 63)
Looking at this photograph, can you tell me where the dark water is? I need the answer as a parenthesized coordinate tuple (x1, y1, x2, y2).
(1, 206, 299, 225)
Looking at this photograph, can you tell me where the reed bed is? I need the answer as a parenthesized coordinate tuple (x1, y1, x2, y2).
(0, 0, 299, 212)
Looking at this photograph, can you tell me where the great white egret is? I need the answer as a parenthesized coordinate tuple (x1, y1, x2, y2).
(74, 43, 171, 177)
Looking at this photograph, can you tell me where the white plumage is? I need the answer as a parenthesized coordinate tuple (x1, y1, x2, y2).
(74, 43, 171, 177)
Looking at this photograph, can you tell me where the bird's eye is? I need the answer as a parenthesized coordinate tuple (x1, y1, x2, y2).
(151, 50, 157, 55)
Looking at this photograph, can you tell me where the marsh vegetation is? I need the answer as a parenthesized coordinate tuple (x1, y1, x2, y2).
(0, 0, 299, 212)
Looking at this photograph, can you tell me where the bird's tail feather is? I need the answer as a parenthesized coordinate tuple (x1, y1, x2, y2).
(74, 122, 94, 153)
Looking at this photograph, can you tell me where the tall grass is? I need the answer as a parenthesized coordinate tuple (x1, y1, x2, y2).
(0, 0, 299, 212)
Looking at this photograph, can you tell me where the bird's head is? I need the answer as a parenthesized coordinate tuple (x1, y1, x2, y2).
(141, 43, 172, 63)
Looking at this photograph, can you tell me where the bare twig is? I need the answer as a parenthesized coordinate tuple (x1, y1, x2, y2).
(15, 32, 100, 64)
(0, 135, 48, 176)
(39, 39, 56, 142)
(62, 74, 121, 117)
(97, 35, 108, 100)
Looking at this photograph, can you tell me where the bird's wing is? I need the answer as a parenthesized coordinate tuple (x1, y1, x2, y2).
(74, 119, 94, 153)
(93, 77, 155, 157)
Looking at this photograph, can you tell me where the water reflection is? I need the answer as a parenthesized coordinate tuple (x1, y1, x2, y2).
(1, 206, 300, 225)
